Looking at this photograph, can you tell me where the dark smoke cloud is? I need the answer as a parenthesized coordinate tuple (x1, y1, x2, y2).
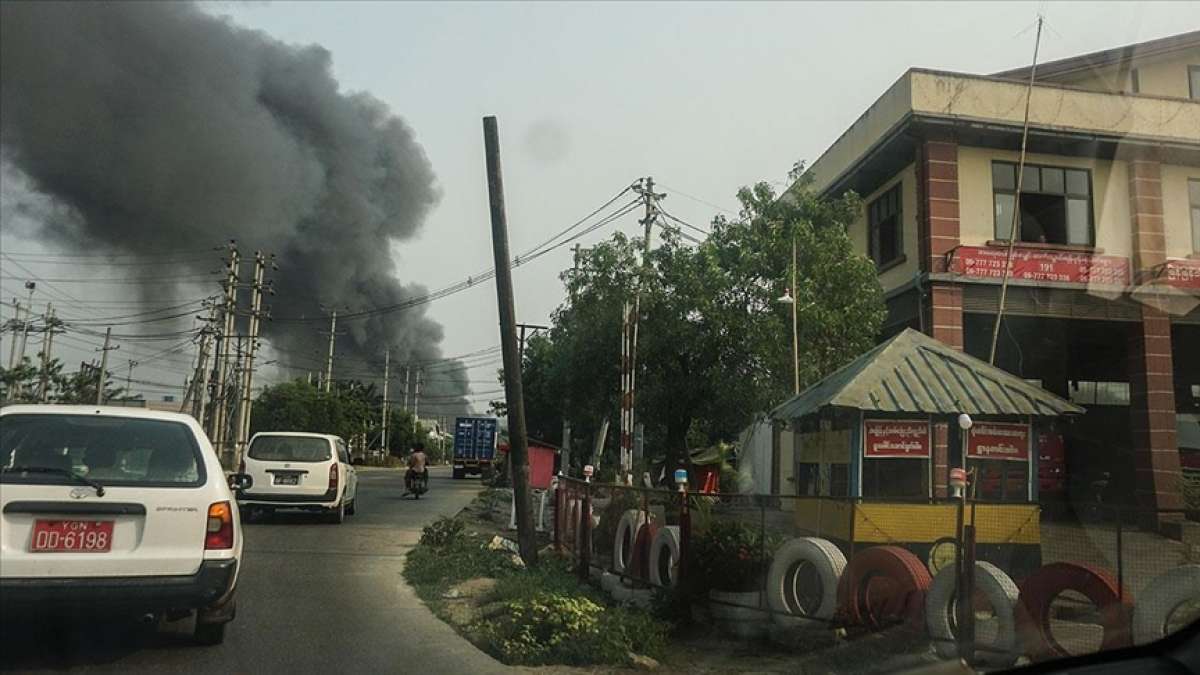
(0, 1, 470, 409)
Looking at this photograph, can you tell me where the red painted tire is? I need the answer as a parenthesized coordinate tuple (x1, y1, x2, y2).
(627, 520, 659, 582)
(1015, 562, 1133, 662)
(837, 545, 933, 629)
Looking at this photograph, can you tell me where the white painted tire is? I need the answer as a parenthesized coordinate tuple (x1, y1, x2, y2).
(925, 560, 1019, 667)
(766, 537, 846, 627)
(649, 526, 681, 588)
(612, 509, 647, 575)
(1133, 564, 1200, 645)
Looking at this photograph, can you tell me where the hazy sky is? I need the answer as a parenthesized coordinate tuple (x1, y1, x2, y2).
(4, 1, 1199, 406)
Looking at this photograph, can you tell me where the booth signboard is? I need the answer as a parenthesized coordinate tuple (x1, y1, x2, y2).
(950, 246, 1130, 286)
(968, 422, 1030, 461)
(1163, 258, 1200, 290)
(863, 420, 930, 458)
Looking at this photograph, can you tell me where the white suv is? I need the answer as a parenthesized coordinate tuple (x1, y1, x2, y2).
(0, 405, 247, 645)
(237, 432, 358, 523)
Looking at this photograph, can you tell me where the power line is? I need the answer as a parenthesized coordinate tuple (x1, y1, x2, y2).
(270, 192, 642, 323)
(657, 183, 739, 216)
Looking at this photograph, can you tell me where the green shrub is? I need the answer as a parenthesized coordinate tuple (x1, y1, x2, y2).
(419, 516, 466, 548)
(690, 519, 776, 593)
(478, 591, 668, 666)
(405, 536, 514, 588)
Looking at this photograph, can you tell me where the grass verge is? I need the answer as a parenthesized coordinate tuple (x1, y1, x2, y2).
(404, 513, 670, 668)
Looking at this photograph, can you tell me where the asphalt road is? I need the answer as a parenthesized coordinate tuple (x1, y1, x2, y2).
(0, 467, 510, 674)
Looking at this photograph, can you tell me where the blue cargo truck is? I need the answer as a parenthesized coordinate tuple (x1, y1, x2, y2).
(452, 416, 498, 479)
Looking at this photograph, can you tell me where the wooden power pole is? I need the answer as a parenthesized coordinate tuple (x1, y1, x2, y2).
(482, 115, 537, 566)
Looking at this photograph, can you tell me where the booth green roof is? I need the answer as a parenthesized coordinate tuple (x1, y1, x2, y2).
(771, 328, 1084, 419)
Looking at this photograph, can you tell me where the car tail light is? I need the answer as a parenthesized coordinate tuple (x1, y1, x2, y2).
(328, 463, 338, 492)
(205, 501, 234, 550)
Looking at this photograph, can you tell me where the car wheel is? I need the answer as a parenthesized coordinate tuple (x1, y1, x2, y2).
(346, 498, 356, 515)
(328, 501, 345, 524)
(194, 619, 227, 646)
(452, 468, 464, 479)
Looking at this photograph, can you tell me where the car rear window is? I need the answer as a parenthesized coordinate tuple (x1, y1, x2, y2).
(248, 436, 331, 462)
(0, 414, 205, 488)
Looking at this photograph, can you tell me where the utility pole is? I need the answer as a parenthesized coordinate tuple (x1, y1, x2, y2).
(189, 306, 217, 423)
(36, 304, 59, 403)
(413, 367, 423, 434)
(403, 364, 411, 410)
(482, 115, 537, 566)
(381, 349, 391, 457)
(6, 298, 21, 370)
(322, 308, 339, 394)
(620, 177, 662, 481)
(210, 242, 240, 460)
(125, 359, 139, 399)
(516, 323, 549, 366)
(234, 251, 269, 468)
(96, 327, 117, 405)
(15, 282, 36, 370)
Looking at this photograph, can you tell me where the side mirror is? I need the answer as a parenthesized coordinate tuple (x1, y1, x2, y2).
(228, 473, 253, 491)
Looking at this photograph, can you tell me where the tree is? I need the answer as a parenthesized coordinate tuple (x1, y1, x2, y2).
(251, 377, 430, 459)
(522, 168, 886, 478)
(1, 356, 124, 404)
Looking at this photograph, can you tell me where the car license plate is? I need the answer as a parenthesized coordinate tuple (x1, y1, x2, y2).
(275, 474, 299, 486)
(30, 520, 114, 553)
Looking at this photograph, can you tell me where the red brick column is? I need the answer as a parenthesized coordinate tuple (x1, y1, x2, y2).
(932, 422, 949, 498)
(1128, 158, 1167, 279)
(918, 138, 964, 351)
(922, 140, 960, 274)
(1126, 156, 1182, 520)
(1128, 308, 1182, 515)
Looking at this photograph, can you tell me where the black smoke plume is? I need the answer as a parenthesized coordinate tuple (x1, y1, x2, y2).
(1, 2, 469, 409)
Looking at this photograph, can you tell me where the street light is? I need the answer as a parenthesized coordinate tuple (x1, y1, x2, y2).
(775, 236, 800, 395)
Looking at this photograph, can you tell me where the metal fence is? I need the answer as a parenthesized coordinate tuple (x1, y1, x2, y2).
(554, 476, 1200, 668)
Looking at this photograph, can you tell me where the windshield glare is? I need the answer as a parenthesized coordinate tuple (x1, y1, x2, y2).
(0, 414, 202, 487)
(248, 436, 332, 462)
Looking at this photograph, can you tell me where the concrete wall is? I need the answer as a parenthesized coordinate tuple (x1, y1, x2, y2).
(807, 68, 1200, 199)
(1050, 47, 1200, 100)
(1160, 163, 1200, 257)
(957, 147, 1132, 255)
(848, 163, 920, 293)
(957, 146, 1198, 259)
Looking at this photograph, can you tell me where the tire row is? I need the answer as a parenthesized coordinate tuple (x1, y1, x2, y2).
(588, 510, 1199, 664)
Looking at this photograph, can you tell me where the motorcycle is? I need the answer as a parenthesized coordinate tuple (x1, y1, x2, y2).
(406, 469, 429, 500)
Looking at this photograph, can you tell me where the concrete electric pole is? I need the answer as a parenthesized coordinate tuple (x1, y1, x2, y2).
(210, 242, 240, 458)
(96, 326, 117, 405)
(482, 115, 537, 566)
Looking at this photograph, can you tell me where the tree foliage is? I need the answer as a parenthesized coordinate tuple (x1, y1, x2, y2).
(251, 378, 435, 458)
(0, 356, 125, 404)
(521, 170, 885, 477)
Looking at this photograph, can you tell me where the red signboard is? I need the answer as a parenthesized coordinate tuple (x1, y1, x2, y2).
(1163, 258, 1200, 290)
(968, 422, 1030, 462)
(864, 420, 930, 458)
(951, 246, 1130, 286)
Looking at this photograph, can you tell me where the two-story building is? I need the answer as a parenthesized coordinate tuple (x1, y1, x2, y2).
(794, 30, 1200, 521)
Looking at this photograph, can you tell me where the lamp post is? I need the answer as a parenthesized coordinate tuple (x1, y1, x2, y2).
(776, 236, 800, 395)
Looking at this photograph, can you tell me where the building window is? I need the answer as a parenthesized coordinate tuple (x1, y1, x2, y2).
(1190, 66, 1200, 100)
(992, 161, 1093, 246)
(1191, 179, 1200, 252)
(868, 183, 902, 267)
(862, 458, 929, 498)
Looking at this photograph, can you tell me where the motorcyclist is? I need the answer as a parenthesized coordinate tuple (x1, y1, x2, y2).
(405, 442, 428, 492)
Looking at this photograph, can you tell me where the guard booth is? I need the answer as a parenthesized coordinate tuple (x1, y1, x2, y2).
(770, 328, 1084, 578)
